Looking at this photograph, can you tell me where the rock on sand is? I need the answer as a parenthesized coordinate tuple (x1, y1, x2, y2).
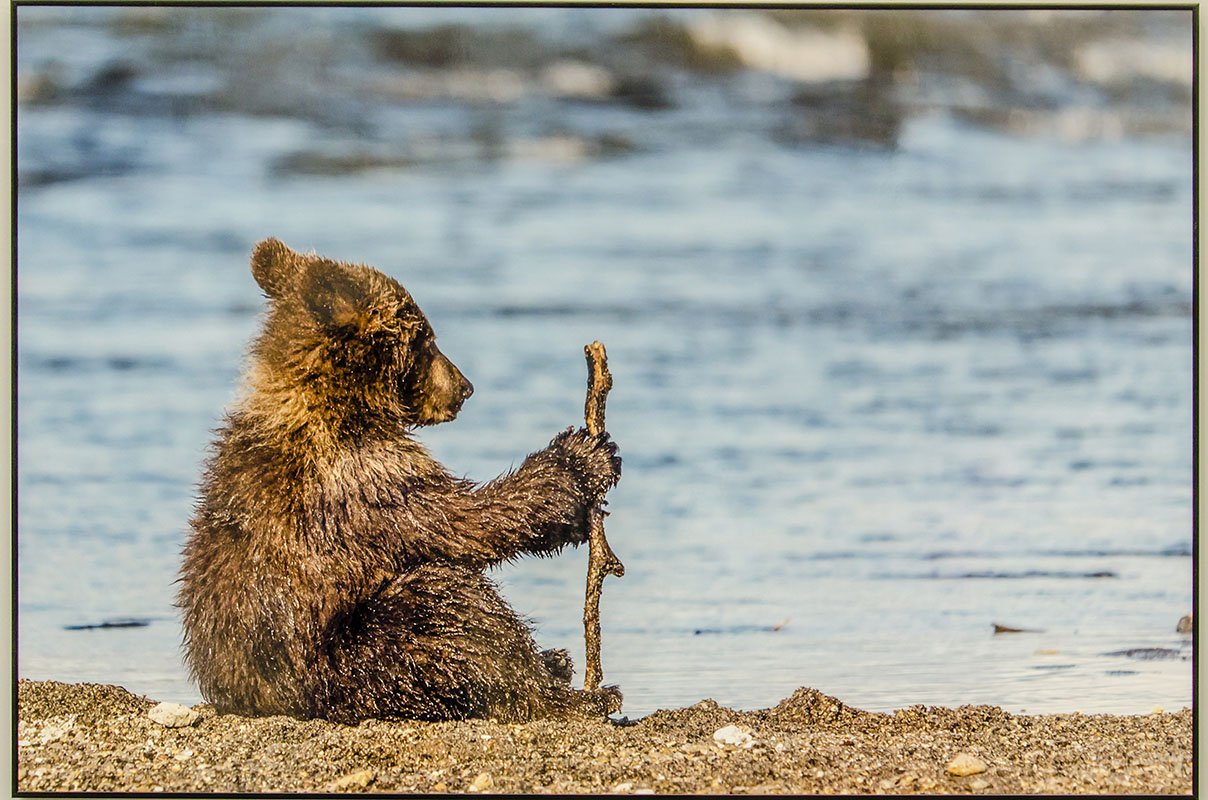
(147, 702, 199, 728)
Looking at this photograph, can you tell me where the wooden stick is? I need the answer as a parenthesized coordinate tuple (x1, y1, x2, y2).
(582, 341, 624, 692)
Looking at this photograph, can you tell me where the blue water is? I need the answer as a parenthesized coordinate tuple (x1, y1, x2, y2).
(15, 7, 1194, 718)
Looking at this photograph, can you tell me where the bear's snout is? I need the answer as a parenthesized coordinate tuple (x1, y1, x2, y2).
(446, 369, 473, 416)
(413, 350, 474, 425)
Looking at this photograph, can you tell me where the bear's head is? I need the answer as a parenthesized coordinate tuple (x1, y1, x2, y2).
(248, 238, 473, 429)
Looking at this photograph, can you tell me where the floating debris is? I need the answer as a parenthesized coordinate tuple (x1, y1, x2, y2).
(908, 569, 1119, 580)
(993, 623, 1043, 634)
(1104, 648, 1185, 661)
(270, 151, 415, 178)
(694, 620, 791, 635)
(64, 619, 151, 631)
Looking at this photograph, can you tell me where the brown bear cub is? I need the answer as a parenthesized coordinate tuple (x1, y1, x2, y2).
(178, 238, 622, 723)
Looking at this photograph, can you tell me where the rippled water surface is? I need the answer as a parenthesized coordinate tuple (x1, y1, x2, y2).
(16, 8, 1194, 718)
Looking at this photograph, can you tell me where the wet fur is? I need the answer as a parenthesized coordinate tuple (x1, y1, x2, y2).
(178, 239, 621, 723)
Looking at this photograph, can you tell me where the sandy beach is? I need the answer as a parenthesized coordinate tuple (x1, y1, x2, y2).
(16, 679, 1192, 794)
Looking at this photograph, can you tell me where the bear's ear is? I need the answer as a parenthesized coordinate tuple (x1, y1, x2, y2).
(250, 238, 301, 298)
(300, 260, 371, 335)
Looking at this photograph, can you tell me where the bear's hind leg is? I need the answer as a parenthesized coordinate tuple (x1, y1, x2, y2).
(537, 649, 622, 716)
(321, 563, 611, 723)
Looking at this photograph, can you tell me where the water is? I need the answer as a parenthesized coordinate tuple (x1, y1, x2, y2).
(15, 7, 1194, 718)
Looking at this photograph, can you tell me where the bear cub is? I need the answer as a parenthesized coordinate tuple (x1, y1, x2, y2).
(178, 239, 622, 723)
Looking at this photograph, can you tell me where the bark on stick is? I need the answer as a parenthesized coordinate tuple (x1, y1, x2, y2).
(582, 340, 624, 692)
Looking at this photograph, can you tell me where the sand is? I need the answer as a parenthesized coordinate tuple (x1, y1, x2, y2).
(16, 679, 1193, 794)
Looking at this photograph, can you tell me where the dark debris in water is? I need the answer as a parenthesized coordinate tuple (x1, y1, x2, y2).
(1103, 647, 1186, 661)
(694, 619, 788, 635)
(922, 544, 1190, 560)
(64, 618, 152, 631)
(270, 150, 416, 178)
(903, 569, 1118, 580)
(972, 569, 1116, 579)
(993, 623, 1044, 635)
(28, 354, 176, 374)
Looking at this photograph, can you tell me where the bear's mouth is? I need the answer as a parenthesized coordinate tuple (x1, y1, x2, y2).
(444, 379, 474, 418)
(414, 378, 473, 426)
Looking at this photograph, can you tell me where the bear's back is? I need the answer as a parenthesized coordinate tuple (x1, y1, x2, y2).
(180, 412, 455, 715)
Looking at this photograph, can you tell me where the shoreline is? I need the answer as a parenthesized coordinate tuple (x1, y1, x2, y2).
(16, 679, 1193, 794)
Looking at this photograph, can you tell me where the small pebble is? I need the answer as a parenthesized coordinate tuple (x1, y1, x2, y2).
(470, 772, 494, 792)
(612, 781, 633, 792)
(713, 724, 755, 749)
(946, 753, 988, 776)
(970, 778, 990, 790)
(330, 769, 375, 791)
(147, 703, 199, 729)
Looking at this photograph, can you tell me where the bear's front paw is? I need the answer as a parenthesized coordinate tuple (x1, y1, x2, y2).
(552, 427, 622, 501)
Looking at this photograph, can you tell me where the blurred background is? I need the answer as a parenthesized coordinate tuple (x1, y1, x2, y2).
(15, 6, 1194, 717)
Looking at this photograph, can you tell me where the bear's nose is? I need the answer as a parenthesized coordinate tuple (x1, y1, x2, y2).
(460, 376, 474, 400)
